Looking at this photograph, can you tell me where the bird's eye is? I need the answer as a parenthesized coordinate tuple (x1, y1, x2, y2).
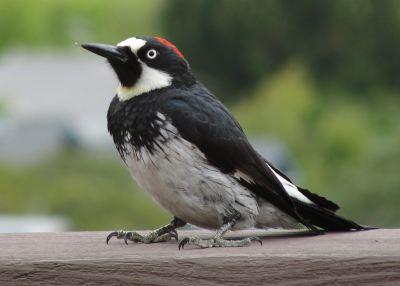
(146, 49, 158, 59)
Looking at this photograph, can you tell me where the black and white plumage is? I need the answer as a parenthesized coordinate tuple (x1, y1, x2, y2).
(82, 36, 367, 247)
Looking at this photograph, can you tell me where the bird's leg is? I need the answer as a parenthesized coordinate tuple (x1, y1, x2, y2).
(179, 213, 262, 249)
(106, 217, 186, 244)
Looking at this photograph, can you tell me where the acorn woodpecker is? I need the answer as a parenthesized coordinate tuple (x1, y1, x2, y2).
(82, 36, 368, 249)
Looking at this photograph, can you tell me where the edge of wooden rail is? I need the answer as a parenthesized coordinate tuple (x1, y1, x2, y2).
(0, 229, 399, 285)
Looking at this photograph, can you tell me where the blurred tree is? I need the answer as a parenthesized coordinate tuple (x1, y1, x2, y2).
(0, 0, 164, 51)
(0, 151, 169, 230)
(162, 0, 400, 101)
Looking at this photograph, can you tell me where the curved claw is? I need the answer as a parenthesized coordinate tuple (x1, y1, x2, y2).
(170, 230, 178, 241)
(106, 231, 118, 245)
(249, 236, 263, 246)
(124, 232, 133, 245)
(178, 237, 190, 250)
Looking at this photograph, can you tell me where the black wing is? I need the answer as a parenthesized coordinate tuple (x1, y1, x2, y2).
(160, 85, 316, 229)
(160, 84, 367, 231)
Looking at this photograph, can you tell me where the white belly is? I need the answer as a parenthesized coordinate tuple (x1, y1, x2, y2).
(123, 121, 297, 230)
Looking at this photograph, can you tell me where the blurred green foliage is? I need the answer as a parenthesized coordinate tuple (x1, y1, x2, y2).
(0, 0, 164, 51)
(0, 0, 399, 229)
(163, 0, 400, 101)
(0, 151, 169, 230)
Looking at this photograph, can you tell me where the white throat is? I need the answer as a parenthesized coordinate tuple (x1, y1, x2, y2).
(117, 61, 173, 101)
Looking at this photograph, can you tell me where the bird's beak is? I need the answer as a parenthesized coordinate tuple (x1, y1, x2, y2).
(81, 43, 128, 63)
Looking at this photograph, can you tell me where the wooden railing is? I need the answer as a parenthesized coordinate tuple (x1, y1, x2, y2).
(0, 229, 399, 285)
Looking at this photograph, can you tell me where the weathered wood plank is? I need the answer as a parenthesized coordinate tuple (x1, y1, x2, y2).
(0, 229, 399, 285)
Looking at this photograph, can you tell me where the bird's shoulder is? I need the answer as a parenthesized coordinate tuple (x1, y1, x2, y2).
(160, 82, 245, 137)
(159, 83, 251, 173)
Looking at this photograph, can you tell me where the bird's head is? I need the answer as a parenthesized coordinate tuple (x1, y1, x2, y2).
(82, 36, 195, 100)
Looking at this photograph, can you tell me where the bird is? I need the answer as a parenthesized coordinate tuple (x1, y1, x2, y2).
(81, 36, 369, 249)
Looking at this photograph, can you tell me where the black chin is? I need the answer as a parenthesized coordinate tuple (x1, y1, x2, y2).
(82, 43, 141, 88)
(108, 58, 142, 88)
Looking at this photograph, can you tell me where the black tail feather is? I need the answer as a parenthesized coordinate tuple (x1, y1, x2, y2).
(297, 187, 340, 212)
(294, 200, 369, 231)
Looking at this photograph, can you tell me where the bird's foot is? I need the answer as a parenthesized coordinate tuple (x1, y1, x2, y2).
(178, 235, 262, 250)
(106, 217, 186, 245)
(107, 229, 178, 244)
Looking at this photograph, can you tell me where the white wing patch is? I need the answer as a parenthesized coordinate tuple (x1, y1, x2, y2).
(266, 164, 313, 204)
(234, 164, 313, 204)
(233, 170, 250, 182)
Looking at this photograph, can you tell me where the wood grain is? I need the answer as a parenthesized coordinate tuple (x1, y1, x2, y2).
(0, 229, 399, 285)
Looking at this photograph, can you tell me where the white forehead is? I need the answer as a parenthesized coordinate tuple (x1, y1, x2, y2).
(117, 37, 146, 54)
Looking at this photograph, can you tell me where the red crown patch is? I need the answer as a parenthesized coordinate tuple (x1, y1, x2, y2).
(155, 36, 185, 59)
